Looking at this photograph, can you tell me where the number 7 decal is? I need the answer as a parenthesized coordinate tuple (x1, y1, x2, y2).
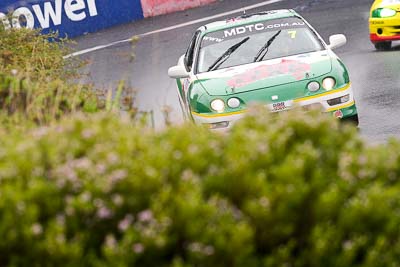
(288, 30, 297, 39)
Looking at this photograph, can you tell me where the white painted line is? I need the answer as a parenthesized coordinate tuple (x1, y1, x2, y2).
(64, 0, 284, 59)
(64, 39, 131, 58)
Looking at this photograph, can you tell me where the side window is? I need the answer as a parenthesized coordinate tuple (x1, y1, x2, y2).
(184, 31, 201, 72)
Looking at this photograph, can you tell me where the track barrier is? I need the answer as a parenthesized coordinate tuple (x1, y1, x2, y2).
(0, 0, 215, 37)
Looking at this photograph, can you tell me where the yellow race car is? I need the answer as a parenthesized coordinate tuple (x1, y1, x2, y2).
(369, 0, 400, 50)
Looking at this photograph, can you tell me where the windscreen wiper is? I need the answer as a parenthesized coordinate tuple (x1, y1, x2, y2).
(253, 30, 282, 62)
(208, 37, 250, 72)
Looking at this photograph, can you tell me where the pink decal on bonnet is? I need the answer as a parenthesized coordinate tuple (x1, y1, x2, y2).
(227, 60, 311, 88)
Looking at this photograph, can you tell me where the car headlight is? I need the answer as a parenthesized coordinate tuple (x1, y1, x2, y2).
(372, 8, 397, 18)
(307, 81, 320, 92)
(322, 77, 336, 90)
(211, 99, 225, 112)
(227, 98, 241, 108)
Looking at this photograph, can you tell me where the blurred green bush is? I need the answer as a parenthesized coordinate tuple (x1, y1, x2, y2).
(0, 26, 99, 126)
(1, 108, 399, 267)
(0, 72, 97, 126)
(0, 27, 80, 82)
(0, 27, 140, 127)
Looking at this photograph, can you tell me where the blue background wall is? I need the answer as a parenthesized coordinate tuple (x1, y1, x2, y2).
(0, 0, 144, 37)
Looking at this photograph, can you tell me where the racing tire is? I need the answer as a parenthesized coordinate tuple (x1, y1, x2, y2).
(374, 41, 392, 51)
(342, 114, 359, 126)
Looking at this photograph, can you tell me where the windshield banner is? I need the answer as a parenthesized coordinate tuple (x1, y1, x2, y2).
(0, 0, 144, 37)
(202, 17, 307, 47)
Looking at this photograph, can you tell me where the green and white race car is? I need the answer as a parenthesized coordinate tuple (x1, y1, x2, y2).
(168, 9, 358, 129)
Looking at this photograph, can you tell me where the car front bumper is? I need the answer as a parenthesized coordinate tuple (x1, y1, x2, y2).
(191, 83, 358, 130)
(369, 17, 400, 43)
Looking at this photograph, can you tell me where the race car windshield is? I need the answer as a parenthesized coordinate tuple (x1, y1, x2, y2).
(197, 17, 324, 73)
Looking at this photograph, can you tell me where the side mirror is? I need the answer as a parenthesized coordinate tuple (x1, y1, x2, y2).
(327, 34, 347, 50)
(168, 65, 189, 79)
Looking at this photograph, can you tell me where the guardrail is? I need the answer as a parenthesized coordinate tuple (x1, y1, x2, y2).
(0, 0, 216, 38)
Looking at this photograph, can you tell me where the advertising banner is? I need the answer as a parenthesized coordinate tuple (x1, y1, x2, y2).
(140, 0, 216, 18)
(0, 0, 144, 37)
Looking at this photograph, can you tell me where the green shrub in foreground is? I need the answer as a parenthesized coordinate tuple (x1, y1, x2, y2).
(0, 28, 138, 127)
(0, 72, 97, 126)
(0, 27, 79, 82)
(0, 27, 99, 127)
(1, 109, 400, 266)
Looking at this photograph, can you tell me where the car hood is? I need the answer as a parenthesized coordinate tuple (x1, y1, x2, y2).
(373, 1, 400, 9)
(195, 51, 333, 96)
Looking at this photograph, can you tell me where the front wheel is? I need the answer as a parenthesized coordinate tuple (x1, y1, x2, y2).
(374, 41, 392, 51)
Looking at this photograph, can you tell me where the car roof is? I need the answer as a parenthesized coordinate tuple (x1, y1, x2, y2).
(200, 9, 300, 33)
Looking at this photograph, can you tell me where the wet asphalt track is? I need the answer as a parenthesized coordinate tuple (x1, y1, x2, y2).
(74, 0, 400, 142)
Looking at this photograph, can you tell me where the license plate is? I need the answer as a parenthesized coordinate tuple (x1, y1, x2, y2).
(269, 101, 293, 112)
